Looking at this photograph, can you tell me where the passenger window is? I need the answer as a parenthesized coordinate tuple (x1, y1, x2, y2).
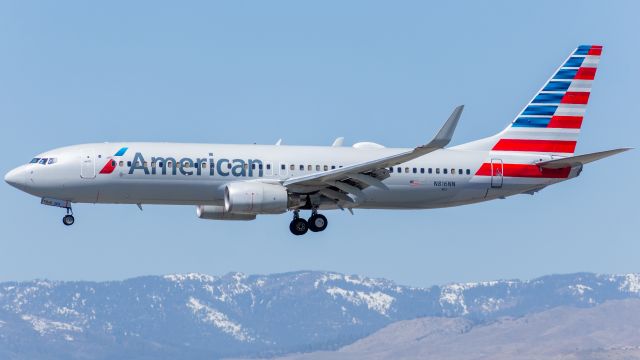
(324, 165, 328, 171)
(331, 165, 336, 170)
(290, 164, 294, 171)
(202, 162, 207, 169)
(444, 168, 448, 174)
(451, 168, 455, 174)
(144, 161, 149, 167)
(176, 162, 181, 168)
(119, 161, 124, 167)
(30, 158, 40, 164)
(412, 168, 417, 174)
(420, 168, 425, 174)
(259, 164, 263, 170)
(466, 169, 471, 175)
(436, 168, 440, 174)
(405, 167, 409, 173)
(281, 164, 286, 170)
(316, 165, 320, 171)
(300, 165, 304, 171)
(389, 167, 394, 173)
(127, 161, 132, 167)
(397, 167, 401, 173)
(167, 162, 172, 168)
(458, 169, 462, 175)
(111, 160, 116, 167)
(227, 163, 231, 169)
(307, 165, 311, 171)
(266, 164, 271, 170)
(428, 168, 432, 174)
(244, 163, 249, 170)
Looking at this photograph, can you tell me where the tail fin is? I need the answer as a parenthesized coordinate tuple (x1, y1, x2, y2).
(457, 45, 602, 155)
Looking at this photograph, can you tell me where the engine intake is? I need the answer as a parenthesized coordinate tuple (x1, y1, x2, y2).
(224, 182, 288, 214)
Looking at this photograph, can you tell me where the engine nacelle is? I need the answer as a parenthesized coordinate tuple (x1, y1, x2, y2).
(224, 182, 288, 214)
(196, 205, 256, 221)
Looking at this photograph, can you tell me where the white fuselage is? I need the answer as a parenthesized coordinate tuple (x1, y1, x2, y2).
(5, 142, 579, 210)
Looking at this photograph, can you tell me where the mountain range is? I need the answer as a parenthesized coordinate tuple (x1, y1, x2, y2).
(0, 271, 639, 359)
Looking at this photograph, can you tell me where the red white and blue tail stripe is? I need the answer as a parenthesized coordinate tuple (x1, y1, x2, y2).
(492, 45, 602, 155)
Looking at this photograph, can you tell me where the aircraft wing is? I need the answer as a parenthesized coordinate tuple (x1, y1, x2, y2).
(282, 105, 464, 202)
(536, 148, 631, 169)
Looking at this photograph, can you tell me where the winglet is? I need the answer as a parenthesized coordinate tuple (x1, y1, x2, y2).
(420, 105, 463, 150)
(275, 139, 283, 146)
(332, 137, 344, 147)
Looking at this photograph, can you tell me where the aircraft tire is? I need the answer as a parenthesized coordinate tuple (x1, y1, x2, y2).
(308, 214, 328, 232)
(289, 218, 308, 236)
(62, 215, 75, 226)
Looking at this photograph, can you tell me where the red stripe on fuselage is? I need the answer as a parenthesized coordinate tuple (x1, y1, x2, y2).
(475, 163, 571, 178)
(547, 116, 583, 129)
(492, 139, 577, 153)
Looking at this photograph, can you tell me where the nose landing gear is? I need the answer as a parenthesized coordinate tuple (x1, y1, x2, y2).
(63, 214, 75, 226)
(62, 207, 74, 226)
(40, 198, 75, 226)
(289, 210, 328, 235)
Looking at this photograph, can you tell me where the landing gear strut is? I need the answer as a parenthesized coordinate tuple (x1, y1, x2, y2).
(62, 207, 75, 226)
(289, 209, 328, 235)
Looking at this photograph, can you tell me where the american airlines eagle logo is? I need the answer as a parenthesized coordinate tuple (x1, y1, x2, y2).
(99, 147, 128, 174)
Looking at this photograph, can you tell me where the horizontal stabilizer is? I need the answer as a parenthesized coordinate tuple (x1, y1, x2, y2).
(537, 148, 631, 169)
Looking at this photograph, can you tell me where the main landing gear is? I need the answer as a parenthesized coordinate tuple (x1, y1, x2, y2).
(289, 210, 329, 236)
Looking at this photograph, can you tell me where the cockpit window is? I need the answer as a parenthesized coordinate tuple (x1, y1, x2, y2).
(48, 158, 57, 165)
(38, 158, 48, 164)
(30, 158, 40, 164)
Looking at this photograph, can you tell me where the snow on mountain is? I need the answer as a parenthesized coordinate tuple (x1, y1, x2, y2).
(187, 297, 254, 342)
(0, 271, 638, 359)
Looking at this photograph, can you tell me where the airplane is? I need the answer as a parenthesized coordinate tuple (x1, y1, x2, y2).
(4, 45, 630, 235)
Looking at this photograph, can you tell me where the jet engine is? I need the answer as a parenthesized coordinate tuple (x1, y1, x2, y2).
(224, 182, 289, 214)
(196, 205, 256, 221)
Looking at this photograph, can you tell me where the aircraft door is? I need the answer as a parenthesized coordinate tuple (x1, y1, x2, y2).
(80, 150, 96, 179)
(490, 158, 503, 188)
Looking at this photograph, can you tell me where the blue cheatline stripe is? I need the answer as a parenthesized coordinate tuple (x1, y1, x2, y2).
(512, 117, 551, 128)
(532, 93, 564, 104)
(543, 81, 571, 91)
(523, 105, 557, 116)
(114, 147, 128, 156)
(554, 69, 578, 80)
(564, 56, 585, 68)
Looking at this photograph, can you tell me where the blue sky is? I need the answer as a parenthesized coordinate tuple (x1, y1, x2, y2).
(0, 1, 637, 287)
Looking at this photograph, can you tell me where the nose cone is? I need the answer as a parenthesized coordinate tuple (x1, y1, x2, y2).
(5, 167, 26, 189)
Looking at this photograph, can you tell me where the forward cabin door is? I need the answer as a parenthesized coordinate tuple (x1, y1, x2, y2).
(80, 150, 96, 179)
(490, 158, 503, 188)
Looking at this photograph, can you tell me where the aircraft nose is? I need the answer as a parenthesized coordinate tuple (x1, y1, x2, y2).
(4, 167, 26, 189)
